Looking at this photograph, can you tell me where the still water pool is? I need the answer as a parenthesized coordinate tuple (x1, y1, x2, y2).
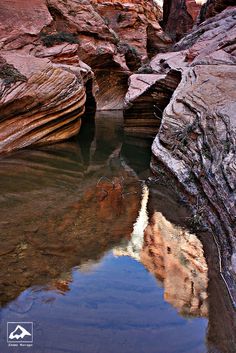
(0, 112, 232, 353)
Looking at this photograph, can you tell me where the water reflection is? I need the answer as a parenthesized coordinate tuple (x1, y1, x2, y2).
(0, 112, 141, 307)
(142, 212, 208, 317)
(114, 199, 208, 317)
(0, 112, 234, 353)
(114, 184, 149, 262)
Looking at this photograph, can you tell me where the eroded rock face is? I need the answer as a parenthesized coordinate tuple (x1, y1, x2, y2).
(88, 0, 171, 109)
(0, 0, 172, 153)
(43, 0, 171, 110)
(0, 0, 96, 154)
(141, 212, 208, 316)
(162, 0, 203, 41)
(151, 6, 236, 301)
(124, 51, 183, 136)
(198, 0, 235, 21)
(91, 0, 171, 61)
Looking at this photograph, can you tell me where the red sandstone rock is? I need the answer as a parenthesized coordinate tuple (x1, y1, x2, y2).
(198, 0, 235, 21)
(162, 0, 202, 41)
(91, 0, 171, 62)
(0, 0, 172, 153)
(124, 51, 185, 136)
(42, 0, 171, 111)
(0, 0, 96, 154)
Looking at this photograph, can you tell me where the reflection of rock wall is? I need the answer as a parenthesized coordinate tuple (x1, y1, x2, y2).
(0, 113, 141, 307)
(141, 212, 208, 317)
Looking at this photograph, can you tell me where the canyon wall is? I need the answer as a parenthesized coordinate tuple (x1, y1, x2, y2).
(0, 0, 95, 153)
(0, 0, 173, 153)
(162, 0, 203, 41)
(121, 2, 235, 302)
(151, 3, 236, 302)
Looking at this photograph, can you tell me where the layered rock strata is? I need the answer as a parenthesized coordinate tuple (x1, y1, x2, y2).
(151, 5, 236, 302)
(124, 51, 184, 136)
(0, 0, 95, 153)
(42, 0, 171, 111)
(0, 0, 172, 153)
(162, 0, 203, 41)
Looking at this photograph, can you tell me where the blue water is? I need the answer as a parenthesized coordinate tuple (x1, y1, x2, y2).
(0, 113, 208, 353)
(0, 252, 207, 353)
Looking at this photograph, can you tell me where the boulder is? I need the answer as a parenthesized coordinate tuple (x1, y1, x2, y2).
(124, 51, 185, 136)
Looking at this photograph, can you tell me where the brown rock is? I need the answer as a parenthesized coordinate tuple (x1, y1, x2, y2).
(88, 0, 171, 109)
(0, 0, 172, 152)
(162, 0, 202, 41)
(91, 0, 171, 61)
(124, 51, 184, 137)
(43, 0, 171, 110)
(198, 0, 235, 22)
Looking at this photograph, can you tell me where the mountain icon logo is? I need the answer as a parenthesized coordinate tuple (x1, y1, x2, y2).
(9, 325, 31, 340)
(7, 322, 33, 343)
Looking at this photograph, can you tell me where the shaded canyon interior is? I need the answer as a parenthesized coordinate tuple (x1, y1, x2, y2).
(0, 0, 236, 353)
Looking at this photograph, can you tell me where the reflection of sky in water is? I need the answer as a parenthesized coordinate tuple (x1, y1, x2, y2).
(0, 112, 209, 353)
(0, 252, 207, 353)
(114, 184, 149, 261)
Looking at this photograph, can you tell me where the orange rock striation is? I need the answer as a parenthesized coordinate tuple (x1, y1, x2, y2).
(0, 0, 95, 153)
(0, 0, 173, 153)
